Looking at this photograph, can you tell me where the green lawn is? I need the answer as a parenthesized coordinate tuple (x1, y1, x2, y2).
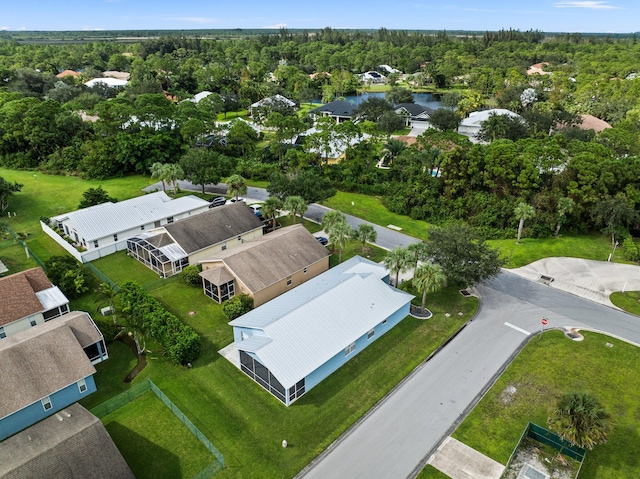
(101, 391, 215, 479)
(610, 291, 640, 316)
(91, 251, 161, 286)
(420, 330, 640, 479)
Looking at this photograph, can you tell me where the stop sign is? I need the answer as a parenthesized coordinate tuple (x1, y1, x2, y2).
(541, 318, 548, 325)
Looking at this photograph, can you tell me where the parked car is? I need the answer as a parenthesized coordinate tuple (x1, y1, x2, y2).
(315, 236, 329, 246)
(208, 196, 226, 208)
(226, 197, 245, 205)
(248, 204, 263, 218)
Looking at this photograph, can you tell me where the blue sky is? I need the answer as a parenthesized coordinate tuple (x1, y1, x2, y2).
(1, 1, 638, 33)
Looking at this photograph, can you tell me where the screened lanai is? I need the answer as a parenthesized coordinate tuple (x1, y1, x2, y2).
(126, 233, 189, 278)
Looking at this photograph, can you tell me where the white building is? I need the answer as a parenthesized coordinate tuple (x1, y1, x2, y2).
(458, 109, 523, 143)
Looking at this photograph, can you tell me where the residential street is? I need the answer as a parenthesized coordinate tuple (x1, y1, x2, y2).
(298, 271, 640, 479)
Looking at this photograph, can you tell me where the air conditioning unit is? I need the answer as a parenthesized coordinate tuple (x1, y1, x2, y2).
(517, 464, 549, 479)
(100, 306, 113, 316)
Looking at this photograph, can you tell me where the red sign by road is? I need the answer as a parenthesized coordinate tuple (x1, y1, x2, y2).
(541, 318, 548, 325)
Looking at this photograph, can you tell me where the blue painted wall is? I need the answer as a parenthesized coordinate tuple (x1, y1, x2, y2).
(303, 302, 410, 394)
(0, 375, 96, 441)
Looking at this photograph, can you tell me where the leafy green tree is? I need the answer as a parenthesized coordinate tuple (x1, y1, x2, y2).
(283, 195, 307, 224)
(412, 262, 447, 315)
(223, 294, 254, 320)
(425, 223, 503, 287)
(429, 108, 461, 132)
(385, 86, 413, 105)
(548, 391, 612, 450)
(226, 120, 259, 156)
(407, 242, 430, 267)
(383, 247, 413, 287)
(555, 197, 575, 237)
(377, 111, 405, 137)
(381, 138, 407, 166)
(592, 193, 638, 246)
(0, 177, 23, 212)
(352, 223, 377, 254)
(267, 169, 336, 204)
(179, 149, 233, 194)
(78, 186, 117, 209)
(44, 255, 90, 299)
(262, 197, 283, 231)
(514, 202, 536, 244)
(321, 210, 347, 233)
(178, 265, 202, 286)
(354, 97, 394, 122)
(227, 174, 247, 200)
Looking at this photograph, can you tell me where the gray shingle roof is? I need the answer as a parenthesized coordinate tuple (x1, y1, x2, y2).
(200, 225, 329, 292)
(0, 320, 96, 419)
(395, 103, 434, 116)
(0, 403, 135, 479)
(164, 202, 264, 254)
(310, 100, 356, 117)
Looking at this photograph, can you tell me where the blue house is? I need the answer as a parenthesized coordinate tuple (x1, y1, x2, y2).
(0, 311, 107, 441)
(229, 256, 414, 406)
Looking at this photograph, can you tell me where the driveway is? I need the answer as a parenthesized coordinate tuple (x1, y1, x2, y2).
(298, 270, 640, 479)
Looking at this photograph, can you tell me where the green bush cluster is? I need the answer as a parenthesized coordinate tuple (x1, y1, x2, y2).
(622, 236, 639, 262)
(119, 281, 201, 365)
(178, 265, 202, 286)
(222, 294, 254, 320)
(93, 316, 123, 343)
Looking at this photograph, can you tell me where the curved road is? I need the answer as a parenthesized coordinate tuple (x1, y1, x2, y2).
(298, 271, 640, 479)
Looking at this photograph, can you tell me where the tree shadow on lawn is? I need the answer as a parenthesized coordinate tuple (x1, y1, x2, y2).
(580, 424, 640, 479)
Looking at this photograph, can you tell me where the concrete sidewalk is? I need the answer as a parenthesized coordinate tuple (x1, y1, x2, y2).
(509, 257, 640, 308)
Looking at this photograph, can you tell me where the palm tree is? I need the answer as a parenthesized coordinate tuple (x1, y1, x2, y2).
(383, 247, 412, 287)
(407, 241, 430, 268)
(328, 221, 353, 263)
(261, 197, 283, 231)
(150, 162, 169, 192)
(165, 163, 184, 197)
(283, 195, 308, 224)
(381, 138, 407, 166)
(96, 282, 119, 324)
(548, 391, 612, 450)
(352, 223, 377, 254)
(555, 197, 575, 237)
(227, 174, 247, 201)
(514, 201, 536, 244)
(321, 210, 347, 232)
(117, 311, 147, 357)
(412, 263, 447, 315)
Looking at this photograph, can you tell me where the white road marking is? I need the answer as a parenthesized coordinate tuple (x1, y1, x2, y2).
(504, 322, 531, 336)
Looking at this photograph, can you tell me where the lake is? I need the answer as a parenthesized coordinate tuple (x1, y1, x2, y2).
(316, 92, 442, 109)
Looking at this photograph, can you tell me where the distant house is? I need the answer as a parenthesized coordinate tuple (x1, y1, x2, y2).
(102, 71, 131, 81)
(378, 64, 401, 75)
(127, 202, 265, 278)
(43, 191, 210, 263)
(55, 69, 81, 79)
(188, 91, 214, 103)
(293, 126, 371, 164)
(249, 94, 297, 118)
(309, 100, 356, 123)
(0, 311, 107, 440)
(227, 256, 413, 405)
(200, 224, 330, 306)
(0, 267, 69, 340)
(458, 108, 523, 142)
(0, 403, 135, 479)
(359, 71, 387, 84)
(577, 114, 612, 133)
(84, 77, 128, 88)
(394, 103, 435, 126)
(527, 62, 551, 76)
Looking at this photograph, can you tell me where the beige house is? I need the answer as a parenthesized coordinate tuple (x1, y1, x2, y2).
(127, 202, 265, 278)
(0, 268, 70, 340)
(199, 224, 330, 306)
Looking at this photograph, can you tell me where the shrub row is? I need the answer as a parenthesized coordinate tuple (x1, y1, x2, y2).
(119, 281, 201, 365)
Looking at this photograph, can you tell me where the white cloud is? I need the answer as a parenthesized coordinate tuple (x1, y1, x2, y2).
(554, 1, 619, 9)
(0, 26, 9, 30)
(262, 23, 288, 29)
(82, 27, 106, 31)
(17, 26, 27, 31)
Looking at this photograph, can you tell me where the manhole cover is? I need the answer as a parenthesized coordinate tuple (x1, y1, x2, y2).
(459, 289, 471, 297)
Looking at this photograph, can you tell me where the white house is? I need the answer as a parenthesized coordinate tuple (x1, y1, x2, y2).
(0, 268, 69, 340)
(359, 71, 387, 84)
(84, 77, 128, 88)
(44, 191, 210, 262)
(458, 108, 523, 143)
(228, 256, 414, 406)
(249, 94, 296, 117)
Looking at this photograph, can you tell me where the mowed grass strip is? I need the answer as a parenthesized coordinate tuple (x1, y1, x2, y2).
(610, 292, 640, 316)
(429, 331, 640, 479)
(102, 391, 215, 479)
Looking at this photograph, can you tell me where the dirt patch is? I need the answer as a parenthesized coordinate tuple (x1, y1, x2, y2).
(118, 334, 148, 383)
(499, 384, 518, 405)
(502, 437, 580, 479)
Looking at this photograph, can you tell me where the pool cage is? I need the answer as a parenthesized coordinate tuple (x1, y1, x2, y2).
(127, 234, 189, 278)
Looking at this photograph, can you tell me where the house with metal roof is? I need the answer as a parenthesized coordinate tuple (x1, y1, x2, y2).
(458, 108, 523, 143)
(0, 403, 135, 479)
(199, 224, 330, 306)
(43, 191, 210, 263)
(0, 267, 69, 340)
(0, 311, 107, 440)
(227, 256, 413, 405)
(249, 94, 297, 118)
(127, 202, 265, 278)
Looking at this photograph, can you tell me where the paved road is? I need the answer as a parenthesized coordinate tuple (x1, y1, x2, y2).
(148, 181, 421, 251)
(298, 270, 640, 479)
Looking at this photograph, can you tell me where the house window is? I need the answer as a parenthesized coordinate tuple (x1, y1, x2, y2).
(344, 342, 356, 356)
(286, 277, 292, 286)
(41, 396, 52, 411)
(382, 318, 387, 324)
(368, 329, 375, 339)
(154, 221, 161, 228)
(141, 225, 145, 231)
(113, 234, 118, 242)
(77, 378, 87, 393)
(0, 327, 5, 339)
(221, 243, 227, 251)
(238, 236, 242, 241)
(30, 319, 37, 327)
(93, 240, 99, 248)
(167, 216, 174, 224)
(303, 267, 307, 274)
